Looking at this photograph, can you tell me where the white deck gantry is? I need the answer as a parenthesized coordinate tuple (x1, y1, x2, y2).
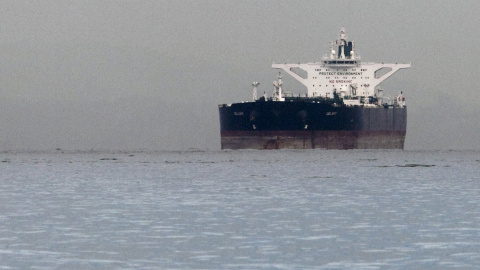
(271, 28, 410, 100)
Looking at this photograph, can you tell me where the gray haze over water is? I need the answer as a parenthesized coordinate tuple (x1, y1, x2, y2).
(0, 0, 479, 151)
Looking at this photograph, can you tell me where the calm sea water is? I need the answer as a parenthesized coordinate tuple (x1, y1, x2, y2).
(0, 150, 479, 269)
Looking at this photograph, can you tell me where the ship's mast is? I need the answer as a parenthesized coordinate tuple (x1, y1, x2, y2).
(272, 72, 285, 101)
(338, 27, 346, 59)
(252, 82, 259, 101)
(337, 27, 355, 60)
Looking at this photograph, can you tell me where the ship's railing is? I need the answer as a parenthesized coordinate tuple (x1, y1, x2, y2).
(283, 95, 340, 104)
(321, 60, 360, 67)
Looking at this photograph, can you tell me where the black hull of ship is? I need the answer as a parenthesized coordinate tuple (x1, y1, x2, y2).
(219, 101, 407, 150)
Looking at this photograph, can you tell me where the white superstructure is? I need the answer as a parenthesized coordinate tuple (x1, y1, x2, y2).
(271, 28, 410, 104)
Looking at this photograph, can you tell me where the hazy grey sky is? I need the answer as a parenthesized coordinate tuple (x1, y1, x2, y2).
(0, 0, 478, 151)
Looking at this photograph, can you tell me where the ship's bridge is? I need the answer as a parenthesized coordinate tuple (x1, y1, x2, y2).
(271, 28, 410, 100)
(322, 59, 360, 67)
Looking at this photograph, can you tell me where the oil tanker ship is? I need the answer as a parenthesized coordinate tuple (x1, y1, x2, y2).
(219, 28, 411, 149)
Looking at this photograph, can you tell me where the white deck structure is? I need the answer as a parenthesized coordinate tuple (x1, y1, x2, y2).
(271, 28, 410, 105)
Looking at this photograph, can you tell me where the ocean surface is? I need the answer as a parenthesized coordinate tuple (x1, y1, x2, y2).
(0, 150, 479, 269)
